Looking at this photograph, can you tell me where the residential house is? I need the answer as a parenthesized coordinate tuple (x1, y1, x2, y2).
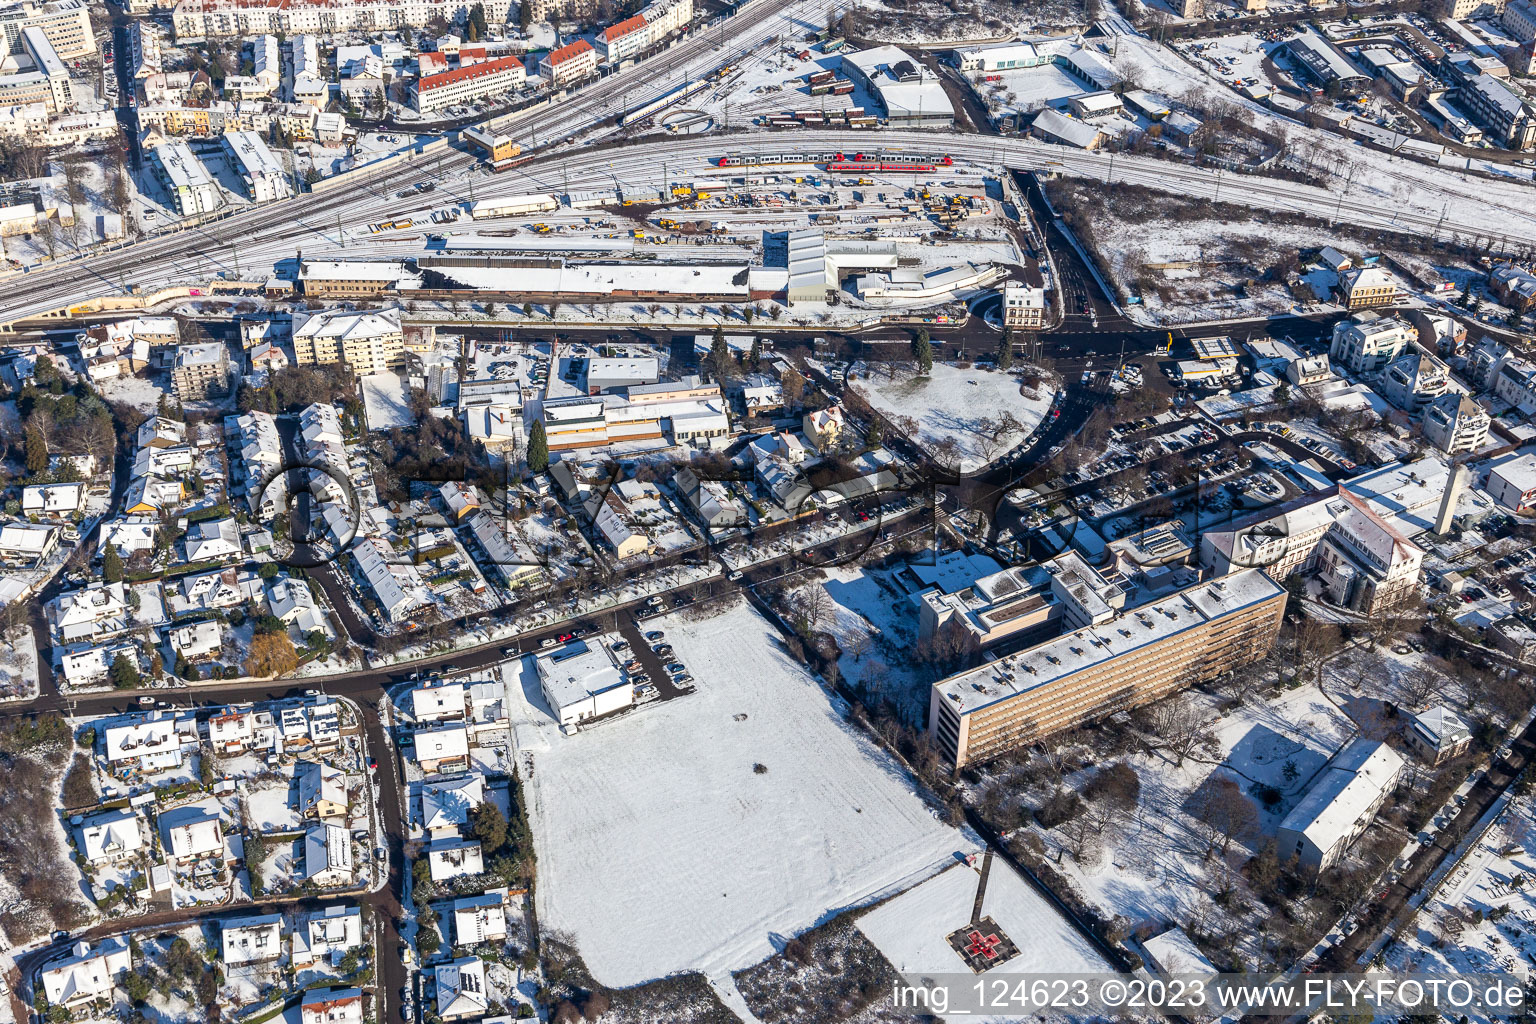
(137, 415, 188, 449)
(76, 808, 145, 863)
(413, 680, 467, 723)
(57, 640, 139, 689)
(169, 619, 223, 662)
(428, 838, 484, 881)
(414, 724, 470, 774)
(301, 988, 365, 1024)
(1405, 705, 1472, 764)
(98, 516, 158, 558)
(22, 481, 83, 516)
(161, 804, 224, 862)
(452, 890, 508, 945)
(207, 705, 274, 754)
(104, 712, 184, 775)
(221, 914, 284, 965)
(420, 773, 485, 833)
(268, 576, 328, 637)
(435, 957, 490, 1021)
(802, 404, 846, 451)
(304, 823, 355, 887)
(0, 521, 59, 565)
(185, 517, 241, 562)
(40, 938, 133, 1008)
(47, 580, 130, 644)
(292, 905, 364, 966)
(122, 474, 184, 515)
(1491, 262, 1536, 312)
(297, 760, 348, 821)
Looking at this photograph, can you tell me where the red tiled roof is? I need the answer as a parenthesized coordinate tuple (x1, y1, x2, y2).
(546, 38, 594, 65)
(418, 54, 524, 92)
(602, 14, 647, 41)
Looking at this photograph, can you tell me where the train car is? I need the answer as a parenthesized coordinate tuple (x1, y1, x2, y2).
(809, 82, 832, 96)
(620, 77, 710, 126)
(826, 160, 880, 172)
(830, 80, 854, 94)
(847, 116, 877, 128)
(808, 69, 835, 84)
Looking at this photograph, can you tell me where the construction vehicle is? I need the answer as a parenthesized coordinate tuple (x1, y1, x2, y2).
(658, 218, 677, 229)
(532, 223, 552, 233)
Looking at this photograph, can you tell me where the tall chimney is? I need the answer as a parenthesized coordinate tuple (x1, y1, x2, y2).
(1434, 462, 1470, 538)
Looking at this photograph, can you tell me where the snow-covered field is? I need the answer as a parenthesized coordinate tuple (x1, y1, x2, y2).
(850, 362, 1055, 474)
(523, 598, 977, 987)
(360, 372, 415, 431)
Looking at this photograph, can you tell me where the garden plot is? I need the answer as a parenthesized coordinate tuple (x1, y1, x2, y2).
(524, 598, 977, 987)
(849, 363, 1055, 474)
(1045, 684, 1354, 948)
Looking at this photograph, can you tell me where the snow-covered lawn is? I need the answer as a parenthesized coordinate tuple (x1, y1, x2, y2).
(523, 598, 977, 987)
(849, 362, 1055, 474)
(857, 858, 1114, 1023)
(1049, 684, 1355, 948)
(360, 372, 415, 431)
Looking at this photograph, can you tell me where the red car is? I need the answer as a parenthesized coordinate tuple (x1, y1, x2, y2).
(557, 632, 574, 642)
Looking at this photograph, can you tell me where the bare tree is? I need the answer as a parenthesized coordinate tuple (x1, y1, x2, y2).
(1145, 693, 1216, 767)
(1190, 776, 1258, 860)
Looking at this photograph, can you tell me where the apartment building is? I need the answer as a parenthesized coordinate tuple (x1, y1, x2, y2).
(171, 0, 512, 39)
(223, 129, 291, 202)
(1422, 393, 1490, 454)
(540, 38, 595, 87)
(522, 0, 594, 21)
(1338, 265, 1400, 309)
(640, 0, 691, 39)
(1443, 0, 1504, 16)
(1487, 453, 1536, 513)
(1313, 488, 1425, 615)
(153, 140, 223, 216)
(1380, 350, 1450, 412)
(1002, 262, 1046, 330)
(411, 53, 524, 113)
(1328, 310, 1415, 373)
(928, 569, 1286, 769)
(292, 306, 404, 373)
(1457, 73, 1536, 149)
(171, 341, 232, 399)
(1506, 0, 1536, 41)
(1493, 353, 1536, 410)
(0, 0, 94, 59)
(1277, 737, 1404, 877)
(595, 13, 647, 62)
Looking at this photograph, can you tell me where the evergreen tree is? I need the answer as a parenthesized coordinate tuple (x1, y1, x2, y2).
(527, 420, 549, 473)
(913, 329, 933, 373)
(748, 335, 762, 371)
(997, 333, 1014, 371)
(710, 328, 731, 382)
(102, 542, 123, 584)
(110, 653, 140, 690)
(866, 417, 883, 447)
(24, 425, 47, 474)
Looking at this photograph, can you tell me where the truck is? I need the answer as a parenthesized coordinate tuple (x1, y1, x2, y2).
(469, 193, 560, 219)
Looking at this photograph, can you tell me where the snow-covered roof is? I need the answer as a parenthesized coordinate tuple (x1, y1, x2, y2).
(1278, 737, 1403, 857)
